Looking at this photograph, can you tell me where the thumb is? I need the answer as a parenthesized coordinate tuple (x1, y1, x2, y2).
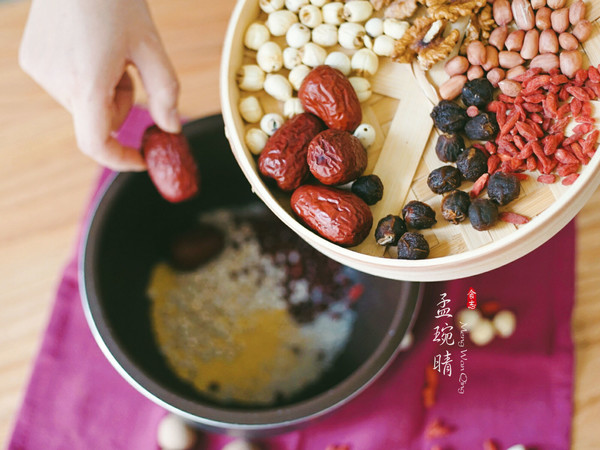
(132, 35, 181, 134)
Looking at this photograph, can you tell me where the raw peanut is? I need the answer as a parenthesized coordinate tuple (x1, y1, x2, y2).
(493, 0, 513, 26)
(499, 51, 525, 69)
(531, 0, 545, 9)
(573, 20, 592, 42)
(444, 56, 470, 76)
(569, 0, 586, 26)
(467, 41, 487, 66)
(547, 0, 566, 9)
(298, 65, 362, 131)
(551, 8, 570, 34)
(290, 185, 373, 246)
(307, 129, 367, 185)
(482, 46, 500, 71)
(530, 53, 559, 71)
(536, 7, 552, 30)
(559, 32, 579, 51)
(489, 25, 509, 50)
(141, 126, 200, 203)
(506, 65, 526, 80)
(539, 29, 559, 53)
(560, 50, 583, 78)
(505, 30, 525, 51)
(498, 79, 522, 97)
(467, 65, 485, 80)
(439, 75, 468, 100)
(258, 113, 325, 191)
(512, 0, 535, 30)
(487, 68, 506, 87)
(521, 29, 539, 60)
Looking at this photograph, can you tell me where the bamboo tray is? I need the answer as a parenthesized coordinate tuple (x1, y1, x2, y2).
(220, 0, 600, 281)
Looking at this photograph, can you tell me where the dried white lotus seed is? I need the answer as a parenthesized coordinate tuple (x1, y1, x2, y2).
(469, 318, 495, 346)
(264, 74, 293, 101)
(338, 22, 366, 49)
(236, 65, 265, 91)
(349, 76, 372, 102)
(245, 128, 269, 155)
(322, 2, 344, 25)
(260, 0, 284, 14)
(383, 18, 409, 40)
(260, 113, 285, 136)
(283, 97, 305, 118)
(285, 0, 309, 12)
(267, 10, 298, 36)
(244, 22, 270, 51)
(351, 48, 379, 76)
(493, 310, 516, 338)
(312, 23, 338, 47)
(299, 5, 322, 28)
(283, 47, 302, 69)
(300, 42, 327, 67)
(373, 35, 395, 56)
(310, 0, 329, 6)
(257, 41, 283, 73)
(343, 1, 373, 23)
(239, 96, 263, 123)
(398, 331, 413, 351)
(365, 17, 383, 37)
(221, 440, 261, 450)
(455, 308, 481, 332)
(324, 51, 351, 75)
(156, 414, 196, 450)
(286, 23, 311, 48)
(353, 123, 376, 148)
(289, 64, 311, 90)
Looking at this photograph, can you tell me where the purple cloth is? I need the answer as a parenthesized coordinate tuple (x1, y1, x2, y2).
(9, 108, 574, 450)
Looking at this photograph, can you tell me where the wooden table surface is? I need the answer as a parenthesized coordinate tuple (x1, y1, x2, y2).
(0, 0, 598, 447)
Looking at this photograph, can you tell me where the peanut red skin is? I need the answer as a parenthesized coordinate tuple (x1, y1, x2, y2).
(307, 129, 367, 185)
(258, 113, 325, 191)
(298, 65, 362, 132)
(141, 125, 200, 203)
(291, 185, 373, 246)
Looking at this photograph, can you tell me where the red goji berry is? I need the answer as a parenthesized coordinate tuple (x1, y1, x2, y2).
(562, 174, 579, 185)
(523, 94, 545, 103)
(547, 84, 561, 94)
(564, 132, 584, 146)
(537, 174, 556, 184)
(523, 74, 551, 91)
(498, 94, 515, 103)
(557, 163, 580, 177)
(501, 111, 520, 136)
(567, 86, 591, 101)
(570, 142, 590, 165)
(470, 173, 489, 198)
(575, 116, 595, 125)
(487, 154, 501, 174)
(527, 156, 537, 171)
(575, 69, 588, 86)
(549, 117, 570, 134)
(513, 135, 526, 150)
(514, 67, 544, 82)
(570, 98, 583, 116)
(573, 123, 594, 135)
(485, 141, 497, 155)
(518, 142, 535, 159)
(523, 103, 543, 113)
(559, 86, 571, 102)
(499, 212, 530, 225)
(529, 112, 544, 124)
(588, 67, 600, 83)
(581, 101, 593, 117)
(555, 148, 580, 165)
(516, 121, 538, 141)
(513, 173, 529, 181)
(551, 74, 569, 85)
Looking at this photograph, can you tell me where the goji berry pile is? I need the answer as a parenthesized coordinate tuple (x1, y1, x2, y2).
(486, 65, 600, 187)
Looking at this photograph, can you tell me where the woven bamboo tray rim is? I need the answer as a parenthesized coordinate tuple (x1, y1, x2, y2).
(220, 0, 600, 281)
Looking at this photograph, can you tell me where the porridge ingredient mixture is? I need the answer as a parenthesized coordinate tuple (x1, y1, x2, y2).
(147, 208, 360, 405)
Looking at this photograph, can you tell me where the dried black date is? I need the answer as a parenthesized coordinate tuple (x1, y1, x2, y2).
(456, 148, 488, 182)
(435, 133, 465, 163)
(487, 172, 521, 206)
(464, 112, 499, 141)
(430, 101, 468, 133)
(469, 198, 499, 231)
(402, 201, 437, 229)
(441, 190, 471, 224)
(397, 232, 430, 260)
(462, 78, 494, 108)
(374, 214, 407, 246)
(352, 175, 384, 205)
(427, 166, 462, 195)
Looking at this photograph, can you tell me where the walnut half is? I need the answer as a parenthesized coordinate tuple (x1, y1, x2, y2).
(426, 0, 487, 22)
(392, 17, 460, 70)
(384, 0, 418, 20)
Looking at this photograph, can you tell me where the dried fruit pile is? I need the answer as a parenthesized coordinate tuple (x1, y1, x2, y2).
(487, 66, 600, 186)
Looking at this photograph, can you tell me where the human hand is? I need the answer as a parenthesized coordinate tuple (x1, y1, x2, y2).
(19, 0, 180, 171)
